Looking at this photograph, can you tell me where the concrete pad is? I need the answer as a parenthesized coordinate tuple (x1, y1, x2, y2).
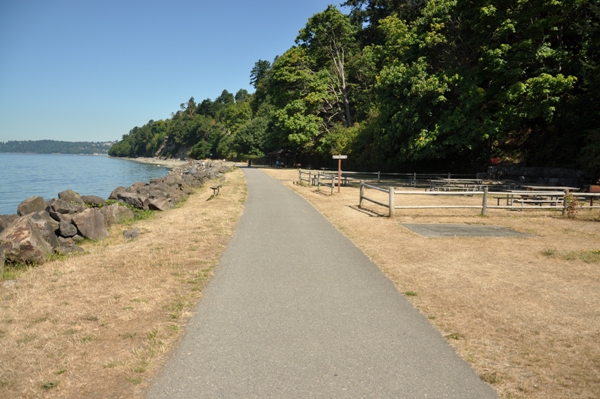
(401, 223, 533, 238)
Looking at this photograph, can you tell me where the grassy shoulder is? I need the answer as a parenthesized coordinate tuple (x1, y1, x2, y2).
(0, 167, 247, 399)
(263, 167, 600, 399)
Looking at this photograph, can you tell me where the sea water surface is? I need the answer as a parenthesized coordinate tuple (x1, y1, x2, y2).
(0, 154, 170, 215)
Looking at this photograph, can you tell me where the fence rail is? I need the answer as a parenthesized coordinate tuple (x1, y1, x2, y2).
(299, 168, 476, 186)
(358, 181, 600, 217)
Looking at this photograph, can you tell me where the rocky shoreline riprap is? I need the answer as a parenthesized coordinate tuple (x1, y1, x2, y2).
(0, 160, 233, 272)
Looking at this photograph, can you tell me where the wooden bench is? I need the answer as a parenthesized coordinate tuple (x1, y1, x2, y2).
(210, 184, 222, 197)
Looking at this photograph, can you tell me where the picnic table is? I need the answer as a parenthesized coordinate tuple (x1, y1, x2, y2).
(493, 190, 565, 208)
(429, 178, 483, 192)
(521, 185, 580, 192)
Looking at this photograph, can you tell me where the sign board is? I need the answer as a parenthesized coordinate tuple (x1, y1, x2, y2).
(332, 155, 348, 159)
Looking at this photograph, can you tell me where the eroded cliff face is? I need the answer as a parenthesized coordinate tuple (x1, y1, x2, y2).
(154, 135, 192, 160)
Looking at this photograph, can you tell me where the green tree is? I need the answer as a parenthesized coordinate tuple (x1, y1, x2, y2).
(297, 5, 358, 127)
(250, 59, 271, 89)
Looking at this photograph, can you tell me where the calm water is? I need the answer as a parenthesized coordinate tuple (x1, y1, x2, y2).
(0, 154, 170, 215)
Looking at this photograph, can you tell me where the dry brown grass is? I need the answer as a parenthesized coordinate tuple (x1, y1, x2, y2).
(264, 167, 600, 399)
(0, 168, 246, 399)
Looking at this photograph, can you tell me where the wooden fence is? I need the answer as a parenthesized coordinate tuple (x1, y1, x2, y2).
(358, 181, 600, 217)
(298, 169, 475, 187)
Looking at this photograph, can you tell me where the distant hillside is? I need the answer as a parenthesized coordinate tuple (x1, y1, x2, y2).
(0, 140, 114, 154)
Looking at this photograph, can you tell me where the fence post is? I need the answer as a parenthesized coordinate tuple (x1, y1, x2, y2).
(481, 186, 488, 215)
(562, 189, 569, 216)
(389, 187, 395, 217)
(377, 171, 381, 183)
(448, 172, 451, 179)
(331, 176, 335, 195)
(413, 172, 417, 187)
(298, 168, 301, 183)
(359, 181, 364, 208)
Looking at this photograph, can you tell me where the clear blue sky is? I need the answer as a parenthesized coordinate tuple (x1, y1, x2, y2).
(0, 0, 345, 142)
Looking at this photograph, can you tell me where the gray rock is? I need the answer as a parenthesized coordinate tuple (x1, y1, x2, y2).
(148, 198, 174, 211)
(108, 186, 127, 200)
(46, 198, 81, 217)
(0, 216, 53, 264)
(123, 228, 140, 240)
(72, 234, 84, 243)
(58, 189, 85, 205)
(59, 219, 78, 237)
(116, 192, 148, 209)
(179, 182, 194, 195)
(72, 208, 109, 240)
(100, 204, 134, 227)
(148, 187, 170, 199)
(134, 186, 151, 197)
(28, 213, 60, 249)
(0, 214, 19, 234)
(17, 196, 46, 216)
(81, 195, 106, 207)
(165, 175, 183, 186)
(0, 246, 4, 278)
(57, 236, 73, 245)
(153, 183, 177, 196)
(56, 244, 84, 255)
(37, 211, 60, 233)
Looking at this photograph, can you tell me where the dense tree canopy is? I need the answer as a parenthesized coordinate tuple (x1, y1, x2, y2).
(0, 140, 112, 154)
(109, 1, 600, 180)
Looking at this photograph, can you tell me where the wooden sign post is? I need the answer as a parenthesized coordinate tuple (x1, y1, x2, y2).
(332, 155, 347, 193)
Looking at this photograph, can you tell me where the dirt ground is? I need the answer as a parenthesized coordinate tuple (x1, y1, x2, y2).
(0, 168, 246, 399)
(1, 165, 598, 399)
(262, 167, 600, 399)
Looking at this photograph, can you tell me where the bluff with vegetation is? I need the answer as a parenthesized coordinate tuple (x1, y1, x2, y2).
(109, 0, 600, 180)
(0, 140, 112, 155)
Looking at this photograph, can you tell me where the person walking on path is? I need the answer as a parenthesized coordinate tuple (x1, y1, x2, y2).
(147, 168, 497, 398)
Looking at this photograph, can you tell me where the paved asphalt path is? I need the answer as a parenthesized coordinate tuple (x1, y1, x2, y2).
(147, 168, 497, 398)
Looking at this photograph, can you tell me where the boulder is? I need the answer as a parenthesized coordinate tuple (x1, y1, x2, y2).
(100, 204, 134, 227)
(59, 219, 78, 238)
(37, 211, 60, 233)
(153, 183, 177, 196)
(46, 198, 82, 217)
(81, 195, 106, 207)
(57, 236, 73, 245)
(133, 185, 151, 197)
(0, 216, 53, 264)
(148, 198, 174, 211)
(131, 182, 149, 192)
(56, 244, 84, 255)
(72, 209, 109, 240)
(116, 192, 147, 210)
(17, 196, 46, 216)
(148, 187, 170, 199)
(179, 182, 194, 195)
(108, 186, 128, 200)
(165, 175, 183, 186)
(58, 189, 84, 205)
(72, 234, 84, 243)
(0, 214, 19, 234)
(28, 213, 60, 249)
